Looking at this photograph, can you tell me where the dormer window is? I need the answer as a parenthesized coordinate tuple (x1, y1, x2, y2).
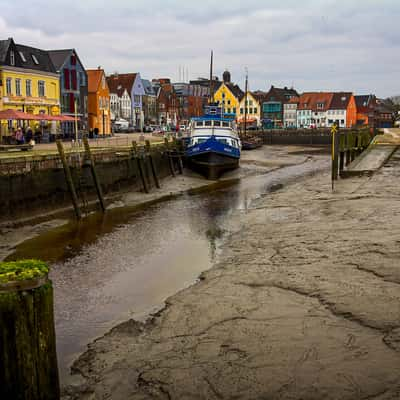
(10, 51, 15, 66)
(31, 54, 39, 65)
(317, 102, 324, 110)
(303, 103, 308, 107)
(341, 96, 346, 101)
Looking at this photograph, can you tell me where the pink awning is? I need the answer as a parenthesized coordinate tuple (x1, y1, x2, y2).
(0, 109, 40, 121)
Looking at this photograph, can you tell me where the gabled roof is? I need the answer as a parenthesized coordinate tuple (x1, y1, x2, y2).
(142, 79, 156, 96)
(87, 69, 105, 93)
(330, 92, 353, 110)
(47, 49, 72, 70)
(15, 43, 56, 72)
(355, 95, 376, 113)
(106, 73, 137, 95)
(216, 82, 243, 99)
(266, 85, 299, 103)
(0, 38, 56, 73)
(0, 38, 12, 63)
(297, 92, 334, 111)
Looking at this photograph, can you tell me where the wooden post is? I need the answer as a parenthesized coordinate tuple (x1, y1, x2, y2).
(56, 139, 82, 220)
(132, 141, 149, 193)
(172, 137, 183, 174)
(83, 136, 106, 212)
(164, 137, 175, 177)
(0, 260, 59, 400)
(145, 140, 160, 189)
(331, 123, 339, 189)
(339, 132, 345, 175)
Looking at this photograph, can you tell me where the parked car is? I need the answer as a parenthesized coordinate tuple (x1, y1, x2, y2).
(113, 119, 129, 133)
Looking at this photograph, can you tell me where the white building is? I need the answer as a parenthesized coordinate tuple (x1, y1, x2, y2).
(283, 97, 299, 128)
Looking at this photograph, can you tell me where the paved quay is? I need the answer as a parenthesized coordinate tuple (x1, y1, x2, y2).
(65, 150, 400, 400)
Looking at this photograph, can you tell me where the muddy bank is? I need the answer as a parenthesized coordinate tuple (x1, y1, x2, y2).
(66, 150, 400, 399)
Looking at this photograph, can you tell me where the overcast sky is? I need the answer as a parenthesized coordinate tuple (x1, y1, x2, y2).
(1, 0, 399, 97)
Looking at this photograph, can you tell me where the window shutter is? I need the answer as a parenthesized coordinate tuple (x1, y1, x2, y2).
(71, 70, 77, 90)
(69, 93, 75, 113)
(64, 69, 70, 90)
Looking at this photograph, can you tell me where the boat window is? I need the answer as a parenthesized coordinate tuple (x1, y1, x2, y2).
(195, 121, 203, 127)
(222, 121, 230, 127)
(197, 138, 207, 144)
(205, 120, 212, 126)
(213, 120, 221, 127)
(217, 138, 229, 145)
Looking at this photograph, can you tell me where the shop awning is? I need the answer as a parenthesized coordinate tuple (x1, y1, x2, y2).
(0, 109, 40, 120)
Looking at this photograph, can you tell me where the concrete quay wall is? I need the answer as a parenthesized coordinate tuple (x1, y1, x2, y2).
(0, 147, 173, 221)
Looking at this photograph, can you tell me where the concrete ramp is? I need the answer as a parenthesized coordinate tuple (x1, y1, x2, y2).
(342, 131, 399, 177)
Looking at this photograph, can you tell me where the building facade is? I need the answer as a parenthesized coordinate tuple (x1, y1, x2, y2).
(355, 94, 377, 126)
(283, 97, 299, 128)
(261, 85, 299, 128)
(47, 49, 88, 136)
(213, 71, 243, 119)
(87, 68, 111, 135)
(0, 38, 60, 134)
(237, 91, 261, 127)
(106, 75, 132, 122)
(142, 79, 157, 126)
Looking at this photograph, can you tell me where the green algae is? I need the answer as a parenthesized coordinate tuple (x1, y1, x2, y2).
(0, 260, 49, 284)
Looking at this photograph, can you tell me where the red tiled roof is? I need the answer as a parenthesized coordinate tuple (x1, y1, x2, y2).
(297, 92, 334, 111)
(330, 92, 353, 110)
(106, 73, 137, 96)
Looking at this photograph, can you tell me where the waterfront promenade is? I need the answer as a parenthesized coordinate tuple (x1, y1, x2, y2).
(65, 148, 400, 399)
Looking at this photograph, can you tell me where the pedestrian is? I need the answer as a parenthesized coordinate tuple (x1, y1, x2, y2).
(25, 126, 33, 143)
(15, 127, 24, 145)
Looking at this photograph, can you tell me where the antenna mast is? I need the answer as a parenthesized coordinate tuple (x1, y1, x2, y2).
(209, 50, 214, 104)
(244, 67, 248, 137)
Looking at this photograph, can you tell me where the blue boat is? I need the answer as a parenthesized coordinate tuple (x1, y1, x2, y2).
(185, 104, 241, 179)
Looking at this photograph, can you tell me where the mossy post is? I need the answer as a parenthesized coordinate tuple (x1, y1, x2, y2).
(0, 260, 60, 400)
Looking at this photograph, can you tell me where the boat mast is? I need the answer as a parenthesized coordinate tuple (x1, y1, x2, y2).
(209, 50, 214, 104)
(244, 68, 248, 137)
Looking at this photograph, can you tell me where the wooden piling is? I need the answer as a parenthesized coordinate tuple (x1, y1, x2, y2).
(56, 139, 82, 220)
(83, 136, 106, 212)
(164, 138, 175, 177)
(172, 138, 184, 174)
(145, 140, 160, 189)
(132, 141, 149, 193)
(0, 260, 60, 400)
(331, 125, 340, 186)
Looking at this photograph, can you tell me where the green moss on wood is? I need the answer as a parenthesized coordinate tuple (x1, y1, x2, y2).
(0, 260, 49, 284)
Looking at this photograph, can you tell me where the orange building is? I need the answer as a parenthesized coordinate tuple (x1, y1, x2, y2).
(355, 95, 377, 126)
(87, 68, 111, 134)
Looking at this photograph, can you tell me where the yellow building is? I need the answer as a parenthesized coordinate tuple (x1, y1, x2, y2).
(0, 38, 60, 135)
(237, 91, 261, 127)
(212, 71, 243, 119)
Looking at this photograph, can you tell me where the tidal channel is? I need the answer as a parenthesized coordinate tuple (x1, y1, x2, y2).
(7, 156, 328, 380)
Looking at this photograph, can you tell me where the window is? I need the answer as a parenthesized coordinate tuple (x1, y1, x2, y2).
(217, 138, 228, 145)
(214, 121, 221, 127)
(222, 93, 225, 98)
(15, 79, 21, 96)
(227, 100, 231, 105)
(317, 102, 324, 109)
(227, 108, 231, 113)
(341, 120, 345, 124)
(10, 51, 15, 66)
(205, 120, 212, 126)
(38, 80, 45, 97)
(31, 54, 39, 65)
(26, 79, 32, 96)
(6, 78, 12, 95)
(222, 121, 229, 127)
(19, 51, 26, 62)
(249, 100, 253, 106)
(195, 121, 203, 127)
(233, 107, 236, 114)
(254, 107, 257, 114)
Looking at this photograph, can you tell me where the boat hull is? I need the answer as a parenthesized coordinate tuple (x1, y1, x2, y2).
(187, 151, 239, 180)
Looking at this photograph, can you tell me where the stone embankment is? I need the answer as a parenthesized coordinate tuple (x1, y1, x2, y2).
(65, 149, 400, 399)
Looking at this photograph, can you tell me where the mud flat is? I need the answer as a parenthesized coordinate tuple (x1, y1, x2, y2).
(65, 149, 400, 399)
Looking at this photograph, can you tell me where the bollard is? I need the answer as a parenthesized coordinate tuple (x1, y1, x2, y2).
(0, 260, 60, 400)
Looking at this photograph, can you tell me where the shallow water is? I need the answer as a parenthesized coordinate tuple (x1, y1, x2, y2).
(8, 157, 328, 380)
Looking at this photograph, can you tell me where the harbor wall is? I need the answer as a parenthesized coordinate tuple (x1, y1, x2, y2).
(0, 146, 173, 222)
